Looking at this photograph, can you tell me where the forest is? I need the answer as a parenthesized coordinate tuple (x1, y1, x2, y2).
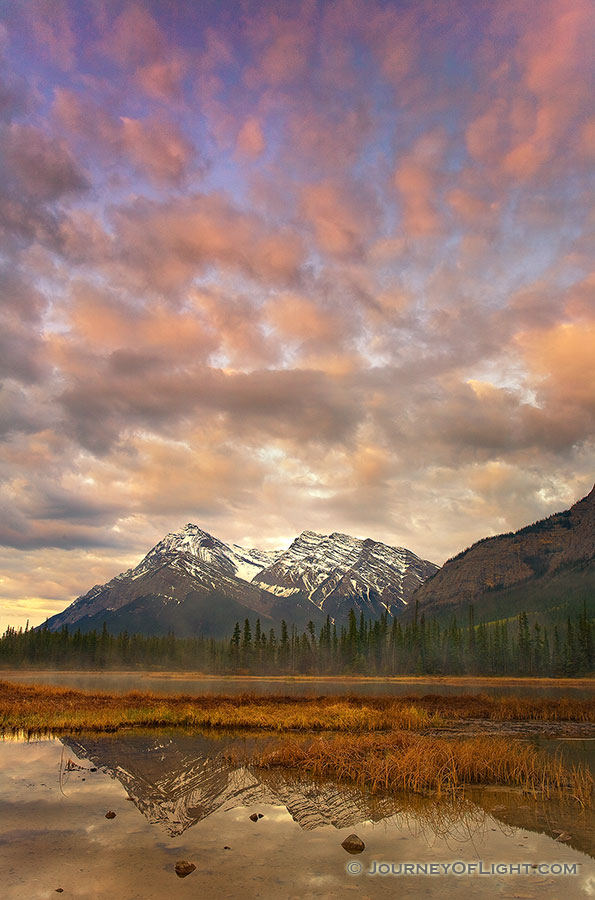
(0, 603, 592, 676)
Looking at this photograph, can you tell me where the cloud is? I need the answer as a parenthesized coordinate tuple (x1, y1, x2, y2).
(300, 180, 378, 257)
(0, 123, 88, 199)
(236, 117, 266, 159)
(0, 0, 593, 626)
(27, 0, 77, 71)
(119, 115, 196, 184)
(53, 89, 197, 185)
(109, 193, 305, 294)
(394, 130, 447, 236)
(97, 3, 166, 68)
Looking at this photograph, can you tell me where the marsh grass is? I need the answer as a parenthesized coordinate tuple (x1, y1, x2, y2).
(1, 680, 594, 737)
(2, 680, 592, 805)
(248, 732, 595, 807)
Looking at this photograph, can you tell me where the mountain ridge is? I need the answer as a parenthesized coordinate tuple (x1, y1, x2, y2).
(44, 524, 438, 637)
(409, 483, 595, 624)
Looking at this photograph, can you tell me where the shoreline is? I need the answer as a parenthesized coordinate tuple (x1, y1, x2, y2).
(2, 669, 594, 688)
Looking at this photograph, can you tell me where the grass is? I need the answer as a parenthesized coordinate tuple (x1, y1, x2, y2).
(1, 680, 594, 736)
(246, 731, 595, 807)
(2, 680, 592, 807)
(0, 681, 443, 735)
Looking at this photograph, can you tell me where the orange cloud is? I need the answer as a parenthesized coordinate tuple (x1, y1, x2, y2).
(265, 293, 339, 343)
(518, 321, 595, 410)
(300, 180, 374, 257)
(236, 117, 266, 159)
(394, 130, 446, 236)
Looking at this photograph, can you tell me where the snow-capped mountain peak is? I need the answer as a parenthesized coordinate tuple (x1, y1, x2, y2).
(134, 523, 281, 583)
(252, 529, 439, 616)
(43, 523, 439, 636)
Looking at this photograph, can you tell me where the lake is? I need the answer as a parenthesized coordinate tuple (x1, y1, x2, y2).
(1, 729, 594, 899)
(2, 670, 594, 698)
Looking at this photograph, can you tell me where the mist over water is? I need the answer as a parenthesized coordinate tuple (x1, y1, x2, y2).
(2, 670, 593, 698)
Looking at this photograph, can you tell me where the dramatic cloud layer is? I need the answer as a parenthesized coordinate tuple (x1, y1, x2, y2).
(1, 0, 593, 628)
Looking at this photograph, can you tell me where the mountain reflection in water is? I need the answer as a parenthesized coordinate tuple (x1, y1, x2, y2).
(60, 731, 595, 861)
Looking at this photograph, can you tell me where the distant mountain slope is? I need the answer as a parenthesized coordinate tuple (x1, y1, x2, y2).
(410, 484, 595, 624)
(44, 524, 438, 637)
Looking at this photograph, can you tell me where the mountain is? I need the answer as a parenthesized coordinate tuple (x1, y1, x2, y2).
(253, 530, 438, 618)
(410, 483, 595, 625)
(44, 524, 438, 637)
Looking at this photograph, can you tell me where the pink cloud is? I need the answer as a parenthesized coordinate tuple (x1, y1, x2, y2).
(120, 115, 195, 184)
(110, 193, 305, 293)
(28, 0, 76, 70)
(136, 55, 187, 101)
(0, 123, 87, 199)
(53, 89, 196, 185)
(98, 3, 165, 67)
(300, 180, 376, 257)
(235, 117, 266, 159)
(243, 11, 314, 88)
(394, 130, 447, 236)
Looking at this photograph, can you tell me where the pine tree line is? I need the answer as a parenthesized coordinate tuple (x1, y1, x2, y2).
(0, 603, 592, 675)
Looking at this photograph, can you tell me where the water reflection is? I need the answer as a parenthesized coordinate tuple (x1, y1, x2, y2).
(60, 731, 595, 860)
(62, 731, 404, 835)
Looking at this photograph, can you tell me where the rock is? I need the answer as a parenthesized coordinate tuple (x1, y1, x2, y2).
(90, 767, 97, 772)
(175, 860, 196, 878)
(249, 813, 259, 822)
(555, 832, 572, 842)
(258, 814, 264, 819)
(341, 833, 365, 854)
(55, 891, 64, 894)
(224, 846, 231, 850)
(105, 810, 116, 819)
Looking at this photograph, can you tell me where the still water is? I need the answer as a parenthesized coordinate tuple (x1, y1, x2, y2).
(1, 730, 593, 899)
(2, 670, 594, 698)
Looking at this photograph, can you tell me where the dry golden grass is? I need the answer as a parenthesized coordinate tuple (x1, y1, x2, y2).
(1, 680, 594, 737)
(3, 680, 592, 805)
(0, 680, 444, 735)
(248, 732, 595, 807)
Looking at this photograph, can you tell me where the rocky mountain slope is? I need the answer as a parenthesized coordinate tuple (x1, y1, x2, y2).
(44, 524, 438, 637)
(253, 530, 438, 618)
(410, 483, 595, 624)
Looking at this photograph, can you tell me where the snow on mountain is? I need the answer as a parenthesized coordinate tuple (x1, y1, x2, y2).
(44, 523, 439, 635)
(252, 530, 439, 616)
(132, 523, 281, 582)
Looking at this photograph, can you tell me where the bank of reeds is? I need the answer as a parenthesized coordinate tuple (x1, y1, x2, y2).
(0, 680, 593, 737)
(249, 732, 595, 807)
(0, 681, 442, 735)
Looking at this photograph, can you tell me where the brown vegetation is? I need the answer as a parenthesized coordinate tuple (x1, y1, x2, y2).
(2, 680, 592, 805)
(248, 732, 595, 807)
(0, 681, 442, 735)
(1, 680, 594, 737)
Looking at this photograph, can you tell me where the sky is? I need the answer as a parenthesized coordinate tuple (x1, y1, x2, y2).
(0, 0, 593, 630)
